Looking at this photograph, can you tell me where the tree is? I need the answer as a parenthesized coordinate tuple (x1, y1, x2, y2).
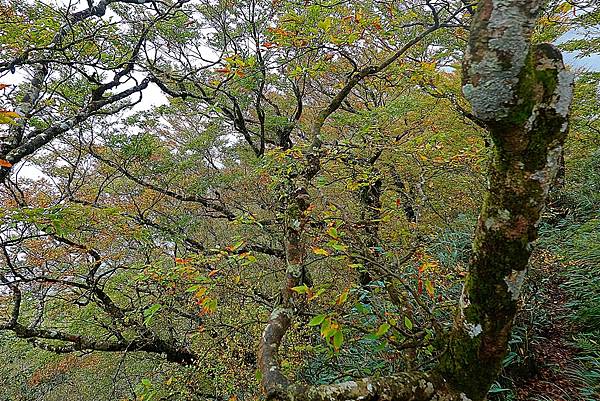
(261, 0, 574, 399)
(0, 1, 575, 400)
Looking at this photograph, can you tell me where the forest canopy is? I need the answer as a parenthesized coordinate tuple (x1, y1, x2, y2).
(0, 0, 599, 400)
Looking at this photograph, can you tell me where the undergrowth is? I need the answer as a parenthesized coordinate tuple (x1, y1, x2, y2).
(491, 148, 600, 400)
(544, 149, 600, 401)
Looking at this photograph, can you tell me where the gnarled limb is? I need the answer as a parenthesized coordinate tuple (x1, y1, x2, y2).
(259, 307, 462, 401)
(13, 323, 197, 364)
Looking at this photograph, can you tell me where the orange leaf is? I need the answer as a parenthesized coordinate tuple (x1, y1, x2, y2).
(336, 289, 349, 305)
(215, 67, 231, 74)
(425, 280, 435, 298)
(208, 269, 220, 278)
(0, 159, 12, 168)
(0, 110, 19, 118)
(0, 83, 9, 90)
(194, 288, 207, 299)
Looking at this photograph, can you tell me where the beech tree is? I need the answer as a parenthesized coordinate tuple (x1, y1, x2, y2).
(259, 0, 574, 399)
(0, 0, 577, 400)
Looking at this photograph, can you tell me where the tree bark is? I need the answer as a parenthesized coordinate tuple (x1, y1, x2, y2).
(258, 2, 574, 400)
(437, 1, 574, 400)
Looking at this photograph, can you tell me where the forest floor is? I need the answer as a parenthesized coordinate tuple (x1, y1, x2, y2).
(511, 251, 584, 401)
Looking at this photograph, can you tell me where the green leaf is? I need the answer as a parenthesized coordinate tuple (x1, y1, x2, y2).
(143, 304, 162, 326)
(329, 242, 348, 252)
(144, 303, 161, 316)
(320, 319, 331, 337)
(291, 285, 309, 294)
(404, 316, 414, 330)
(185, 284, 201, 293)
(308, 314, 326, 326)
(376, 323, 391, 337)
(255, 369, 263, 382)
(333, 330, 344, 350)
(316, 175, 327, 187)
(354, 303, 369, 314)
(326, 226, 339, 239)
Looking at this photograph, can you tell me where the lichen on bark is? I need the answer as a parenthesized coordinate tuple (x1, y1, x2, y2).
(437, 1, 573, 400)
(258, 2, 573, 401)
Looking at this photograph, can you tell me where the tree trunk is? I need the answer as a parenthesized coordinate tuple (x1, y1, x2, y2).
(258, 2, 574, 400)
(437, 1, 574, 400)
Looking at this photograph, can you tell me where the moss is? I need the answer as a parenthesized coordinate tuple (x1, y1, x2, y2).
(441, 3, 573, 400)
(438, 66, 567, 396)
(436, 327, 497, 400)
(508, 54, 537, 126)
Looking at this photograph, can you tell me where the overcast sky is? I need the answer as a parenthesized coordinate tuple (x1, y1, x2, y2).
(7, 1, 600, 180)
(558, 28, 600, 72)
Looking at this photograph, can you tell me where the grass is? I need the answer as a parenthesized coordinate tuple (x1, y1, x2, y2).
(489, 147, 600, 400)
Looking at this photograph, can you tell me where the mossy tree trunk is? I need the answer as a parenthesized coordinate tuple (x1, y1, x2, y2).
(358, 166, 383, 288)
(437, 1, 574, 400)
(258, 1, 573, 400)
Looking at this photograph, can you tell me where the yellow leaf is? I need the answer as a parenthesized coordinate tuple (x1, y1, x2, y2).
(557, 1, 573, 14)
(312, 247, 329, 256)
(336, 289, 349, 305)
(0, 110, 20, 124)
(0, 110, 19, 118)
(425, 280, 435, 298)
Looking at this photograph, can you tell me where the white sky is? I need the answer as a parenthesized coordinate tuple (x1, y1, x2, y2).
(5, 0, 600, 180)
(558, 29, 600, 72)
